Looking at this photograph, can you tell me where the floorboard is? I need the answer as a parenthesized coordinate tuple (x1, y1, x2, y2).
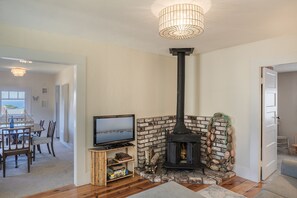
(243, 183, 263, 198)
(221, 176, 247, 190)
(230, 180, 258, 195)
(26, 175, 261, 198)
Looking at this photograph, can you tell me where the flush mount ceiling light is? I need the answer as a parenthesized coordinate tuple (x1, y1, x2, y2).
(151, 0, 211, 40)
(11, 67, 27, 77)
(159, 4, 204, 39)
(19, 59, 32, 64)
(1, 57, 33, 64)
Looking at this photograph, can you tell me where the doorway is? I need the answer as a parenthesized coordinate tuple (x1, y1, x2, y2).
(274, 63, 297, 171)
(0, 46, 87, 187)
(261, 63, 297, 181)
(0, 59, 77, 196)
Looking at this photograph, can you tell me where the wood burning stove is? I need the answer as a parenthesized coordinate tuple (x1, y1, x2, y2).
(164, 48, 202, 170)
(165, 134, 201, 169)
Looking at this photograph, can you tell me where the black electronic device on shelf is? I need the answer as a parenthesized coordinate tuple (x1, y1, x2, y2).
(94, 142, 135, 150)
(93, 114, 135, 147)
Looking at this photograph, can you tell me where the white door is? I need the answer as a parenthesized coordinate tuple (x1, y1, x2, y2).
(262, 67, 278, 180)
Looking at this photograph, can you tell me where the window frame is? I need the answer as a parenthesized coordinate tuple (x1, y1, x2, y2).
(0, 89, 31, 116)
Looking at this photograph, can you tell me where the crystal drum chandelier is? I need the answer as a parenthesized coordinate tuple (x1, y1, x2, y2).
(11, 67, 26, 77)
(159, 3, 204, 39)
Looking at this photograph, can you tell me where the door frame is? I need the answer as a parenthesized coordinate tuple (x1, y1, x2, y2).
(0, 46, 87, 186)
(55, 85, 60, 138)
(60, 83, 69, 144)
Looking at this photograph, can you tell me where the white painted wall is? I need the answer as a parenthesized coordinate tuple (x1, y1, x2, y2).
(4, 22, 297, 184)
(0, 23, 176, 185)
(0, 71, 55, 126)
(55, 66, 75, 148)
(190, 34, 297, 182)
(278, 71, 297, 145)
(185, 55, 200, 115)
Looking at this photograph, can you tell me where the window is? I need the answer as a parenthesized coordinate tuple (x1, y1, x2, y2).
(1, 91, 26, 115)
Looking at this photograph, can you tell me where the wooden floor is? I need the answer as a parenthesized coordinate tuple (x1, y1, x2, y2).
(26, 175, 262, 198)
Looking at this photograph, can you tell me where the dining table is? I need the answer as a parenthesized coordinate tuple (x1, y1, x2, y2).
(0, 123, 44, 132)
(31, 124, 45, 136)
(0, 123, 45, 146)
(0, 123, 46, 166)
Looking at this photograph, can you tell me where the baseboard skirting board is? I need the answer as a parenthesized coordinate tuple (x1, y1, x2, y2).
(59, 139, 73, 149)
(234, 164, 259, 182)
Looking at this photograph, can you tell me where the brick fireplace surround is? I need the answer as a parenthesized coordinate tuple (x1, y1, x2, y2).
(136, 115, 235, 184)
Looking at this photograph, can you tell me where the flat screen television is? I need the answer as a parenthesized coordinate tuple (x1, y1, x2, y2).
(93, 114, 135, 146)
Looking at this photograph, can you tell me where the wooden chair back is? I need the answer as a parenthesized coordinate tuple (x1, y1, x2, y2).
(1, 127, 32, 177)
(39, 120, 45, 128)
(1, 127, 31, 155)
(47, 121, 56, 140)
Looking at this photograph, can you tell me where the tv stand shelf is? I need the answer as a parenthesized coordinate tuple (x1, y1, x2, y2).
(89, 144, 135, 186)
(107, 171, 133, 183)
(107, 158, 135, 166)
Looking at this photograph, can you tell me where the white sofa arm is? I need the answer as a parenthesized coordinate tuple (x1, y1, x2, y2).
(281, 159, 297, 179)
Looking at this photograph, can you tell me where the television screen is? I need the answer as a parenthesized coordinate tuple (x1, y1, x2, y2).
(93, 114, 135, 146)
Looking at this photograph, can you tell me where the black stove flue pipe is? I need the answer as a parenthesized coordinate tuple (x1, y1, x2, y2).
(170, 48, 194, 134)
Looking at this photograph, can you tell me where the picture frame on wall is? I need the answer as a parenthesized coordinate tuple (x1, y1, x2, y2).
(42, 88, 48, 94)
(41, 100, 48, 108)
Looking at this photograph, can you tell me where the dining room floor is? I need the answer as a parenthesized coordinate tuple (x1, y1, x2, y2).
(263, 147, 297, 184)
(0, 139, 73, 198)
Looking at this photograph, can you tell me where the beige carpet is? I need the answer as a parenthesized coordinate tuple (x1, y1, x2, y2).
(128, 181, 245, 198)
(198, 185, 246, 198)
(263, 149, 297, 184)
(128, 181, 204, 198)
(0, 139, 73, 198)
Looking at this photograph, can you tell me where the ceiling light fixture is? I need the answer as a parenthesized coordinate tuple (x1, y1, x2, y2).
(19, 59, 32, 64)
(159, 4, 204, 39)
(1, 57, 33, 63)
(11, 67, 27, 77)
(152, 0, 211, 40)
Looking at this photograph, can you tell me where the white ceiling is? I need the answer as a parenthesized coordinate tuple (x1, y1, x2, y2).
(274, 63, 297, 73)
(0, 0, 297, 55)
(0, 58, 71, 74)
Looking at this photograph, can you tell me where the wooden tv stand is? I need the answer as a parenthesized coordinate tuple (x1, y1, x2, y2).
(89, 144, 135, 186)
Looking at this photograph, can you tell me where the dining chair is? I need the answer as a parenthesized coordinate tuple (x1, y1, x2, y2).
(31, 121, 56, 161)
(0, 136, 2, 170)
(0, 127, 32, 177)
(36, 120, 45, 154)
(38, 120, 45, 136)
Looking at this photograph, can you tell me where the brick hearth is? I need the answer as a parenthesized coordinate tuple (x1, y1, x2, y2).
(136, 115, 235, 184)
(134, 167, 235, 184)
(137, 115, 230, 168)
